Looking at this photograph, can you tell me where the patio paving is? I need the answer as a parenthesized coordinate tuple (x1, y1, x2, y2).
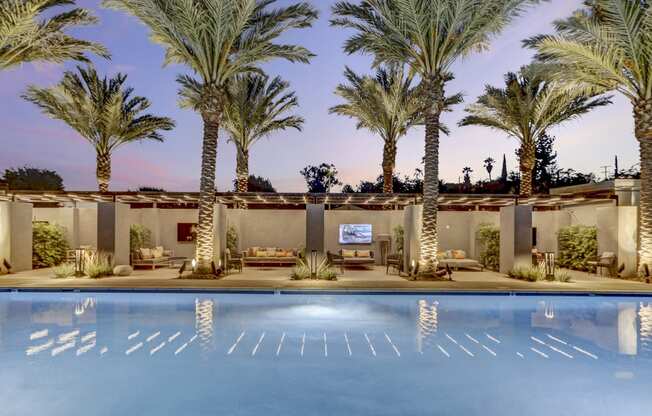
(2, 265, 652, 294)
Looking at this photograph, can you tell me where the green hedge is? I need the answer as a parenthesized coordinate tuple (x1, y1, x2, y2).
(33, 222, 69, 268)
(557, 225, 597, 271)
(130, 224, 152, 253)
(477, 224, 500, 271)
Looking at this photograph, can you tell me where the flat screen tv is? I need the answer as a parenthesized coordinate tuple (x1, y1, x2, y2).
(339, 224, 372, 245)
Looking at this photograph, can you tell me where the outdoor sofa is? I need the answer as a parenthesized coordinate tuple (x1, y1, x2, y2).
(131, 247, 174, 270)
(437, 250, 483, 271)
(242, 247, 299, 266)
(327, 249, 375, 273)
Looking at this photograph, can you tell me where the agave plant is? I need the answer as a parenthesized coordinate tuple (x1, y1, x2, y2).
(103, 0, 317, 273)
(23, 65, 175, 192)
(460, 69, 610, 196)
(0, 0, 108, 70)
(223, 74, 304, 193)
(524, 0, 652, 271)
(332, 0, 543, 273)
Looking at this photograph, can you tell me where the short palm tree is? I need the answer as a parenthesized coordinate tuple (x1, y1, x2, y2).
(525, 0, 652, 271)
(23, 65, 174, 192)
(0, 0, 108, 70)
(460, 70, 610, 196)
(332, 0, 542, 273)
(223, 74, 304, 193)
(484, 157, 496, 181)
(103, 0, 317, 272)
(331, 66, 459, 193)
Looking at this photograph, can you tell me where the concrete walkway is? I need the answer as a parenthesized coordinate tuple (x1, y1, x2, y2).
(2, 266, 652, 294)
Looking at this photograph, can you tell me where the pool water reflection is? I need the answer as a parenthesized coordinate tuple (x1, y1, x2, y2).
(0, 292, 651, 415)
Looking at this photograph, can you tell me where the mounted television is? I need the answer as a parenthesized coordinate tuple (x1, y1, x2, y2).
(339, 224, 372, 245)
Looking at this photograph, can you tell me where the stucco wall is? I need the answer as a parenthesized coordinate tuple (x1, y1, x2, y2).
(0, 202, 33, 272)
(156, 209, 198, 259)
(33, 207, 77, 247)
(227, 209, 306, 251)
(77, 204, 98, 248)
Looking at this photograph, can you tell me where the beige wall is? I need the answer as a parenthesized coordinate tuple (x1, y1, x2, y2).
(0, 202, 33, 272)
(77, 204, 98, 248)
(227, 209, 306, 251)
(156, 209, 198, 259)
(33, 207, 77, 247)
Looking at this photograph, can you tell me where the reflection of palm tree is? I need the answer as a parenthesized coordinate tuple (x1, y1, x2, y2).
(640, 303, 652, 354)
(416, 300, 438, 353)
(195, 299, 215, 355)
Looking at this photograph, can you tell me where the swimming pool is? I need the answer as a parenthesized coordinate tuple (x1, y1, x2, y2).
(0, 290, 650, 415)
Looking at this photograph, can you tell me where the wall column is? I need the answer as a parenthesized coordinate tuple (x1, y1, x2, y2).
(213, 204, 227, 267)
(306, 204, 325, 255)
(597, 206, 638, 277)
(0, 201, 33, 272)
(499, 205, 532, 274)
(403, 205, 422, 273)
(97, 202, 130, 266)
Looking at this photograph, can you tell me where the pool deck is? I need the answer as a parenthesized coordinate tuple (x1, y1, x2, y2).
(2, 266, 652, 294)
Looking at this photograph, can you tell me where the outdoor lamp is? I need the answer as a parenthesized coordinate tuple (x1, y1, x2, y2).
(191, 259, 197, 273)
(544, 252, 556, 279)
(411, 259, 418, 277)
(310, 250, 317, 279)
(74, 248, 85, 277)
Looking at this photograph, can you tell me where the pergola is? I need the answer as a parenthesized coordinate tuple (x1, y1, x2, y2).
(0, 190, 616, 209)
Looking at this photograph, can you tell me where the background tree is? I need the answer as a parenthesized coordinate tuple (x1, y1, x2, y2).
(462, 167, 473, 188)
(460, 69, 610, 196)
(137, 186, 166, 192)
(533, 133, 558, 192)
(483, 157, 496, 181)
(232, 175, 276, 193)
(300, 163, 341, 193)
(525, 0, 652, 271)
(23, 65, 174, 192)
(223, 74, 303, 193)
(342, 169, 424, 194)
(500, 154, 508, 182)
(332, 0, 542, 274)
(2, 167, 64, 190)
(0, 0, 108, 70)
(103, 0, 317, 272)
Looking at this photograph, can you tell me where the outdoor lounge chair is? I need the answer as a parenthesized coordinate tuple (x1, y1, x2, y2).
(437, 250, 483, 271)
(241, 247, 299, 266)
(131, 247, 174, 270)
(386, 253, 403, 275)
(587, 252, 617, 277)
(225, 249, 244, 274)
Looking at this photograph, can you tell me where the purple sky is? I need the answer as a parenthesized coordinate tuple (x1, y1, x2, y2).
(0, 0, 638, 192)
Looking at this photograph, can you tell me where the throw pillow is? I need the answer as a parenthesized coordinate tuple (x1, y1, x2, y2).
(152, 247, 164, 259)
(356, 250, 371, 258)
(452, 250, 466, 260)
(139, 248, 153, 259)
(342, 249, 356, 258)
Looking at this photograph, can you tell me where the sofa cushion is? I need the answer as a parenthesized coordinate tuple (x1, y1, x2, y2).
(342, 249, 356, 258)
(356, 250, 371, 258)
(255, 251, 268, 257)
(152, 247, 164, 259)
(139, 248, 153, 259)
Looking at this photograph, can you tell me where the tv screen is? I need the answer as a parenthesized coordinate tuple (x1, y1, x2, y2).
(339, 224, 372, 245)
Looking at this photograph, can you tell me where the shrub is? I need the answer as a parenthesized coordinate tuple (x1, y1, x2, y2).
(226, 225, 239, 253)
(290, 257, 337, 281)
(508, 266, 543, 282)
(85, 251, 113, 279)
(557, 226, 597, 271)
(130, 224, 152, 253)
(556, 271, 572, 283)
(393, 225, 404, 255)
(477, 224, 500, 271)
(32, 222, 69, 268)
(52, 263, 75, 279)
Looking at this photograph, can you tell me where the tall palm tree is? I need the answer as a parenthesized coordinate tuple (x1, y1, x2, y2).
(525, 0, 652, 272)
(332, 0, 542, 274)
(484, 157, 496, 181)
(103, 0, 317, 273)
(330, 66, 457, 193)
(223, 74, 304, 193)
(0, 0, 108, 70)
(460, 70, 611, 196)
(23, 65, 174, 192)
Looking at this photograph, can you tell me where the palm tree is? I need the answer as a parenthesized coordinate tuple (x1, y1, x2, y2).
(330, 66, 460, 193)
(460, 70, 610, 196)
(525, 0, 652, 272)
(0, 0, 108, 70)
(103, 0, 317, 273)
(332, 0, 542, 274)
(223, 74, 303, 193)
(484, 157, 496, 181)
(23, 65, 174, 192)
(462, 166, 473, 188)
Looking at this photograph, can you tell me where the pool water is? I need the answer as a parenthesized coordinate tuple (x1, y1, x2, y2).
(0, 291, 651, 415)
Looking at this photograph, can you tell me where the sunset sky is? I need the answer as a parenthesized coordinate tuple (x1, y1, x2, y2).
(0, 0, 639, 192)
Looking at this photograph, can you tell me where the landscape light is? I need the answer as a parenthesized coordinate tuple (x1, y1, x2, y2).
(74, 248, 85, 277)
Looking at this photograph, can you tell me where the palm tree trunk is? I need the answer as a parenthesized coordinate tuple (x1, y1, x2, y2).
(236, 147, 249, 193)
(419, 77, 444, 275)
(382, 140, 396, 194)
(196, 112, 220, 274)
(635, 99, 652, 272)
(96, 152, 111, 193)
(518, 143, 535, 197)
